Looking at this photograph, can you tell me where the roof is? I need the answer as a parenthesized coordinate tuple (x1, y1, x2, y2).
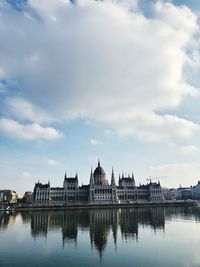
(138, 184, 149, 189)
(0, 190, 12, 193)
(93, 161, 108, 185)
(93, 165, 106, 177)
(120, 178, 133, 183)
(35, 183, 50, 189)
(65, 177, 78, 183)
(51, 187, 63, 190)
(149, 182, 161, 188)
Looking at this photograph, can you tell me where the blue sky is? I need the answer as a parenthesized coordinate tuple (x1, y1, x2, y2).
(1, 0, 200, 194)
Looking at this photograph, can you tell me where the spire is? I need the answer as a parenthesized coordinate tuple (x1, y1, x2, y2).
(90, 168, 94, 186)
(112, 167, 114, 176)
(75, 172, 78, 179)
(111, 167, 115, 186)
(98, 158, 100, 167)
(64, 172, 67, 180)
(122, 172, 124, 179)
(118, 174, 121, 185)
(132, 172, 135, 187)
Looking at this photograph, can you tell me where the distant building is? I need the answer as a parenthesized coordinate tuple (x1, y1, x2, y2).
(163, 186, 193, 201)
(33, 161, 164, 205)
(0, 192, 3, 203)
(23, 191, 33, 203)
(162, 188, 172, 200)
(0, 190, 19, 204)
(170, 188, 182, 200)
(191, 181, 200, 199)
(178, 187, 192, 200)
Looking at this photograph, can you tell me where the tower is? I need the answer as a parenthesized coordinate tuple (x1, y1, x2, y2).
(111, 168, 118, 203)
(111, 168, 116, 187)
(132, 172, 135, 187)
(89, 168, 94, 203)
(90, 168, 94, 186)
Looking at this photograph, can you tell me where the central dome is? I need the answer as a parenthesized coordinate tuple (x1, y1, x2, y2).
(93, 161, 108, 186)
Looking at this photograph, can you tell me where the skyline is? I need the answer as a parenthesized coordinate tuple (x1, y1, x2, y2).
(1, 0, 200, 194)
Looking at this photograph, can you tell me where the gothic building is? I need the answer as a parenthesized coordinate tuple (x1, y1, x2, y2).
(33, 160, 164, 205)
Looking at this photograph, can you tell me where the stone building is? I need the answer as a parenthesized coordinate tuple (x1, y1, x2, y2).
(33, 161, 164, 205)
(191, 181, 200, 199)
(89, 161, 118, 204)
(22, 191, 33, 203)
(0, 190, 19, 204)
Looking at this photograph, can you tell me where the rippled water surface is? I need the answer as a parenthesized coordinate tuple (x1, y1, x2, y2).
(1, 207, 200, 267)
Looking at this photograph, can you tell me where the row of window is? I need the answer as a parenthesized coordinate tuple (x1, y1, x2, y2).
(64, 186, 77, 190)
(94, 196, 115, 200)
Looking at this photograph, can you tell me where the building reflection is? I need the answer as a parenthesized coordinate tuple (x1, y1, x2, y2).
(30, 211, 49, 238)
(0, 212, 20, 229)
(90, 209, 118, 257)
(1, 206, 200, 257)
(120, 209, 138, 241)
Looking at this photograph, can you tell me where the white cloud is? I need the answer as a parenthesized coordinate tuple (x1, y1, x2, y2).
(98, 111, 200, 141)
(150, 162, 200, 187)
(0, 118, 63, 141)
(0, 82, 5, 94)
(0, 0, 199, 141)
(155, 1, 198, 33)
(47, 159, 59, 166)
(90, 138, 102, 146)
(5, 97, 55, 123)
(22, 171, 31, 178)
(179, 145, 200, 156)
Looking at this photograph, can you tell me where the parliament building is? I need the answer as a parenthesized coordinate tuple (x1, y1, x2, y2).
(33, 160, 164, 205)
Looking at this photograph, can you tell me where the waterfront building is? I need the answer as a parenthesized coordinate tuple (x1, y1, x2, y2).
(0, 190, 19, 204)
(22, 191, 33, 203)
(33, 161, 164, 205)
(0, 192, 3, 203)
(162, 188, 182, 200)
(178, 187, 192, 200)
(191, 181, 200, 199)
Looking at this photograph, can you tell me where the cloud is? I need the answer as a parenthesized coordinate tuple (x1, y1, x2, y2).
(150, 162, 200, 187)
(4, 97, 55, 123)
(0, 0, 200, 141)
(22, 171, 31, 178)
(0, 118, 63, 141)
(90, 138, 102, 146)
(98, 111, 200, 141)
(0, 82, 6, 94)
(47, 159, 59, 166)
(179, 145, 200, 156)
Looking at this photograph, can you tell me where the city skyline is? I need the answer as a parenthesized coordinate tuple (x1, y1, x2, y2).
(1, 0, 200, 194)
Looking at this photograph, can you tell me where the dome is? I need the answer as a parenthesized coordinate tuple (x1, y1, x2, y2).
(94, 166, 106, 177)
(93, 161, 108, 186)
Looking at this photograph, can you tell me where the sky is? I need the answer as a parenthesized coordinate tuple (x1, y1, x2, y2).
(1, 0, 200, 194)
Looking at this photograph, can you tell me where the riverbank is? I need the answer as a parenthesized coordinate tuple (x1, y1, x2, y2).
(15, 200, 197, 211)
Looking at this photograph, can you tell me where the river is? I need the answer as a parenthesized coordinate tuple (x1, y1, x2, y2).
(0, 206, 200, 267)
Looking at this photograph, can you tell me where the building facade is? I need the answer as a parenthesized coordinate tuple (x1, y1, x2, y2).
(162, 187, 193, 200)
(191, 181, 200, 199)
(33, 161, 164, 205)
(0, 190, 19, 204)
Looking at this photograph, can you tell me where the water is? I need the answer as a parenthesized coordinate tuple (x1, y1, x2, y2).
(0, 207, 200, 267)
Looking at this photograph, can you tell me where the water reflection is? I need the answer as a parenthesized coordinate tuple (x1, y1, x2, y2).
(0, 211, 19, 230)
(1, 206, 200, 258)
